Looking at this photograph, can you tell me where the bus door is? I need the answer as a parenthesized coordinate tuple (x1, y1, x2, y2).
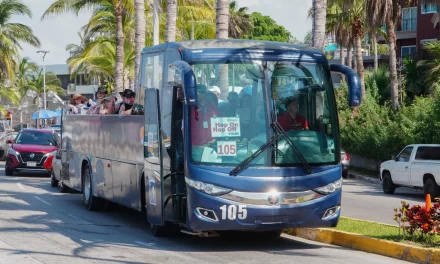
(144, 87, 165, 225)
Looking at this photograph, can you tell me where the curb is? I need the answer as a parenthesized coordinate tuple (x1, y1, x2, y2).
(348, 172, 381, 185)
(287, 228, 440, 263)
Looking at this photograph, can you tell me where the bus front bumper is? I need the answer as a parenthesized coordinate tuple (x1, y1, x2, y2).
(186, 187, 341, 232)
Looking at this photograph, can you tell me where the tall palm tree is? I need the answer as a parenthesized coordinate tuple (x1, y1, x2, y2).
(42, 0, 134, 93)
(228, 0, 252, 39)
(216, 0, 229, 98)
(366, 0, 410, 111)
(0, 0, 40, 81)
(312, 0, 327, 51)
(166, 0, 177, 42)
(134, 0, 146, 91)
(177, 0, 215, 40)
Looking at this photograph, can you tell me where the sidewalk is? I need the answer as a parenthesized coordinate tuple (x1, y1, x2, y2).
(347, 167, 381, 185)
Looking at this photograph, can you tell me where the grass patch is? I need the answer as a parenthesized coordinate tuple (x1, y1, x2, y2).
(335, 217, 440, 248)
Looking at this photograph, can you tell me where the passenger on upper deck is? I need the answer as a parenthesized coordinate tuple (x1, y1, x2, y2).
(277, 98, 309, 131)
(86, 87, 106, 114)
(67, 94, 87, 114)
(119, 89, 136, 116)
(98, 96, 117, 115)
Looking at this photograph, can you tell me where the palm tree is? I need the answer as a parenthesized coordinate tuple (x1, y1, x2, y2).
(166, 0, 177, 42)
(0, 0, 40, 81)
(366, 0, 410, 111)
(312, 0, 327, 51)
(228, 0, 252, 39)
(177, 0, 215, 40)
(42, 0, 134, 93)
(134, 0, 146, 92)
(216, 0, 229, 98)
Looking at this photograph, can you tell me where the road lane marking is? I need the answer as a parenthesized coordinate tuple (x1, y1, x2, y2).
(33, 196, 51, 205)
(67, 214, 92, 225)
(16, 183, 24, 190)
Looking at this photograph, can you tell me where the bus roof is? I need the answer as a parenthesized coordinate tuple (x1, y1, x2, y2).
(141, 39, 327, 63)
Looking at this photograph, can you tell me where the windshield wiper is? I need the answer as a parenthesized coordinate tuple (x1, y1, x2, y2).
(271, 121, 312, 174)
(229, 131, 283, 176)
(229, 121, 312, 176)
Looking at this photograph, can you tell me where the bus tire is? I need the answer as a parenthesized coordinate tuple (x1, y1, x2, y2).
(82, 164, 99, 211)
(262, 229, 282, 238)
(50, 171, 59, 187)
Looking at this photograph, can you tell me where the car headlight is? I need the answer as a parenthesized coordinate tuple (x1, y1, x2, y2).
(185, 177, 232, 196)
(46, 150, 57, 157)
(8, 148, 19, 156)
(313, 178, 342, 195)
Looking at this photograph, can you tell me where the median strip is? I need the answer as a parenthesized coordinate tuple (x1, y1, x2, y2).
(285, 216, 440, 263)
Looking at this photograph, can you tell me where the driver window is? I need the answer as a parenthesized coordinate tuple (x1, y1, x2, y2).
(397, 147, 413, 162)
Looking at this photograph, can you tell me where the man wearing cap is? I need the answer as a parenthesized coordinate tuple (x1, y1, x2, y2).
(182, 85, 219, 159)
(119, 89, 136, 116)
(277, 98, 309, 131)
(209, 86, 224, 103)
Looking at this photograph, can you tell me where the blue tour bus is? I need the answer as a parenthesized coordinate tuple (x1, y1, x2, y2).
(140, 39, 361, 236)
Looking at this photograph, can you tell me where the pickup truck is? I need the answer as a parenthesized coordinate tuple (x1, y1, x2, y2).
(380, 144, 440, 198)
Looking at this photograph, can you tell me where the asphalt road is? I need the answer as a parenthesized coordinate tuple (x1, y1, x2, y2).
(0, 162, 408, 264)
(341, 178, 425, 225)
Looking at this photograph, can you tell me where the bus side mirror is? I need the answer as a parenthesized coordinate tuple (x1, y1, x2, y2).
(169, 61, 197, 106)
(329, 64, 361, 107)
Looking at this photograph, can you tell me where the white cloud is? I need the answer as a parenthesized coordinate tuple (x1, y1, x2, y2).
(14, 0, 312, 65)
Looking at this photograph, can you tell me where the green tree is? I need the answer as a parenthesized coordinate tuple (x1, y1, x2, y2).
(243, 12, 292, 42)
(0, 0, 40, 81)
(229, 0, 252, 39)
(43, 0, 134, 93)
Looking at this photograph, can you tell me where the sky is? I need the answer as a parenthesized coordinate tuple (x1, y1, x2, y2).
(13, 0, 312, 65)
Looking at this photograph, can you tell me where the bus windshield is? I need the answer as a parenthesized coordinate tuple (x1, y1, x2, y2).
(189, 60, 338, 168)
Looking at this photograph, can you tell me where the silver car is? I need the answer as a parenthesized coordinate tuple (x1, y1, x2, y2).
(341, 149, 350, 178)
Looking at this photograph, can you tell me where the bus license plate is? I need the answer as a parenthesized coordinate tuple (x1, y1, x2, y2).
(27, 162, 37, 167)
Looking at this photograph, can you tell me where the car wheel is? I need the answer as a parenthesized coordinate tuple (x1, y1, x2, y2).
(82, 164, 99, 211)
(5, 168, 13, 176)
(342, 171, 348, 179)
(50, 171, 59, 187)
(424, 178, 440, 199)
(382, 171, 396, 194)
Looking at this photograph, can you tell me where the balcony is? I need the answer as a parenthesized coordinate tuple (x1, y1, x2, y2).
(378, 18, 417, 42)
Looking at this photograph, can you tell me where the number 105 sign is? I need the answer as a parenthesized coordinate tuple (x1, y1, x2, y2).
(217, 141, 237, 156)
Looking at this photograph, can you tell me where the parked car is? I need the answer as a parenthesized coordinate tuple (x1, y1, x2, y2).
(380, 144, 440, 198)
(0, 120, 10, 160)
(5, 129, 59, 176)
(341, 149, 350, 178)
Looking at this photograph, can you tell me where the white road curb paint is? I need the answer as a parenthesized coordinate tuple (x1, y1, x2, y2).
(33, 196, 51, 205)
(16, 183, 24, 190)
(67, 214, 92, 225)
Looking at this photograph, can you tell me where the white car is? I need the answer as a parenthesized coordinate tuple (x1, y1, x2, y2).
(380, 144, 440, 198)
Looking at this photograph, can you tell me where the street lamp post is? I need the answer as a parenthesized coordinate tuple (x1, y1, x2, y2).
(37, 50, 50, 110)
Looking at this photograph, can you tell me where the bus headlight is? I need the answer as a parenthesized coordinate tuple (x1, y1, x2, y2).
(185, 177, 232, 196)
(313, 178, 342, 195)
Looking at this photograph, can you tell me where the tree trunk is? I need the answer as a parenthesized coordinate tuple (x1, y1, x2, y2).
(166, 0, 177, 42)
(134, 0, 146, 93)
(373, 34, 378, 72)
(386, 17, 399, 111)
(312, 0, 327, 51)
(190, 22, 195, 40)
(355, 35, 365, 101)
(347, 44, 353, 69)
(114, 5, 125, 93)
(340, 45, 346, 65)
(216, 0, 229, 99)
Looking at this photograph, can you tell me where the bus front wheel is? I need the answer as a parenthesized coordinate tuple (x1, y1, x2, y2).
(82, 164, 100, 211)
(150, 223, 168, 237)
